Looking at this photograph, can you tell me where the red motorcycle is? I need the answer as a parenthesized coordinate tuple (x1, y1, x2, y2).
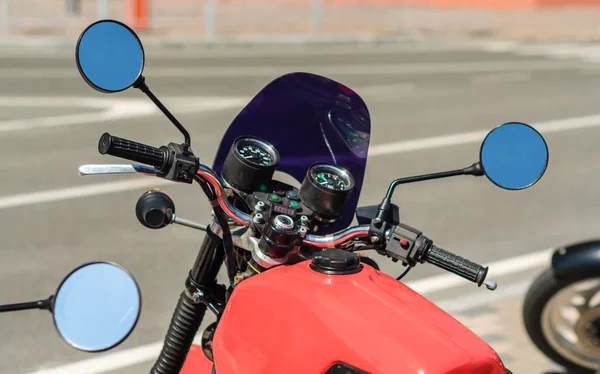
(1, 20, 551, 374)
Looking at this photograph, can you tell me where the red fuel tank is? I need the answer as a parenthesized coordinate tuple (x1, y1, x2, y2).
(211, 253, 507, 374)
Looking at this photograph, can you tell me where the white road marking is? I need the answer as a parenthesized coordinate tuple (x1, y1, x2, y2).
(0, 106, 153, 133)
(24, 253, 549, 374)
(0, 96, 247, 133)
(27, 343, 164, 374)
(452, 313, 504, 337)
(470, 71, 531, 85)
(0, 178, 172, 210)
(477, 41, 519, 53)
(438, 278, 536, 314)
(369, 112, 600, 157)
(476, 40, 600, 64)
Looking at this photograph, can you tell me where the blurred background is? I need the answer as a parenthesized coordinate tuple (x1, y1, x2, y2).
(3, 0, 600, 41)
(2, 1, 600, 374)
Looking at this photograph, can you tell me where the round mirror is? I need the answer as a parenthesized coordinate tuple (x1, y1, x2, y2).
(480, 122, 549, 190)
(52, 262, 141, 352)
(76, 20, 145, 93)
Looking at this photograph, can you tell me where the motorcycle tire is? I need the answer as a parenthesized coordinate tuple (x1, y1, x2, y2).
(522, 268, 599, 374)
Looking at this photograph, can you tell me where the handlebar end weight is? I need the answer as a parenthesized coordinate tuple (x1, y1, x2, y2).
(98, 132, 113, 155)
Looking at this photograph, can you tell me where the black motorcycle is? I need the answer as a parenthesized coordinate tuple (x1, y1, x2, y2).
(523, 241, 600, 373)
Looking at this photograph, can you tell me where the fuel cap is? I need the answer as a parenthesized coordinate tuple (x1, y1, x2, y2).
(310, 248, 363, 275)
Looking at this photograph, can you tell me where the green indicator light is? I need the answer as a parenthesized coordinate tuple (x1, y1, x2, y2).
(259, 184, 268, 192)
(271, 194, 280, 201)
(290, 201, 299, 208)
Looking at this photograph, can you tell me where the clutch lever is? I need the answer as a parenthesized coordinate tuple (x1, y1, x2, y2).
(78, 164, 158, 177)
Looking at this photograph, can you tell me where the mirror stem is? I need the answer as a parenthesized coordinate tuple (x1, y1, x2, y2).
(134, 77, 192, 152)
(0, 297, 52, 313)
(464, 162, 485, 177)
(171, 214, 208, 231)
(374, 162, 484, 226)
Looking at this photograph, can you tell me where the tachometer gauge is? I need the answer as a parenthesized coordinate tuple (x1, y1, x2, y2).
(312, 168, 352, 191)
(299, 163, 355, 222)
(221, 136, 280, 194)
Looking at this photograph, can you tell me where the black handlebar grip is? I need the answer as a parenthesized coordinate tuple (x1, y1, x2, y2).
(98, 132, 166, 168)
(425, 245, 488, 287)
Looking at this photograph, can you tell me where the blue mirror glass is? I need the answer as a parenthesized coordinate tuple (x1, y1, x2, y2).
(76, 20, 145, 93)
(480, 122, 549, 190)
(52, 262, 141, 352)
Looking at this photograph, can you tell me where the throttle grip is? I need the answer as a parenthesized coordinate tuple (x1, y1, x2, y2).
(98, 133, 167, 169)
(425, 245, 496, 290)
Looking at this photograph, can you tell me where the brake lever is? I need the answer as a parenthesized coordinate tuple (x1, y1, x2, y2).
(78, 164, 158, 177)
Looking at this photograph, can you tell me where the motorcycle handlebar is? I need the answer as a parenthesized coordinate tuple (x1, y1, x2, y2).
(93, 134, 380, 248)
(303, 226, 371, 248)
(87, 148, 496, 283)
(425, 245, 497, 290)
(98, 133, 168, 169)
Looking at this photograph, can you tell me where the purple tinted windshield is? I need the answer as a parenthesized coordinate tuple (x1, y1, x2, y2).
(212, 73, 371, 234)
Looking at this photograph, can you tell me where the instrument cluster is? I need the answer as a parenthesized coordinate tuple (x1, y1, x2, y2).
(220, 135, 355, 225)
(220, 136, 356, 259)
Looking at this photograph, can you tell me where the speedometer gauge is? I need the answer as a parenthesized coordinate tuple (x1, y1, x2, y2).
(221, 136, 280, 193)
(299, 163, 355, 223)
(234, 137, 278, 167)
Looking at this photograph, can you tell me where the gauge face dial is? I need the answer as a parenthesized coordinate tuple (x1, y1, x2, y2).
(314, 171, 349, 191)
(309, 163, 354, 192)
(234, 138, 278, 167)
(300, 163, 355, 220)
(238, 144, 272, 166)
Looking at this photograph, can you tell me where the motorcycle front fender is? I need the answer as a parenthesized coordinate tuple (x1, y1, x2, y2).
(551, 239, 600, 278)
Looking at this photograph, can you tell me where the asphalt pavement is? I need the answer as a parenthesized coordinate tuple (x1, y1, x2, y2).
(1, 40, 600, 374)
